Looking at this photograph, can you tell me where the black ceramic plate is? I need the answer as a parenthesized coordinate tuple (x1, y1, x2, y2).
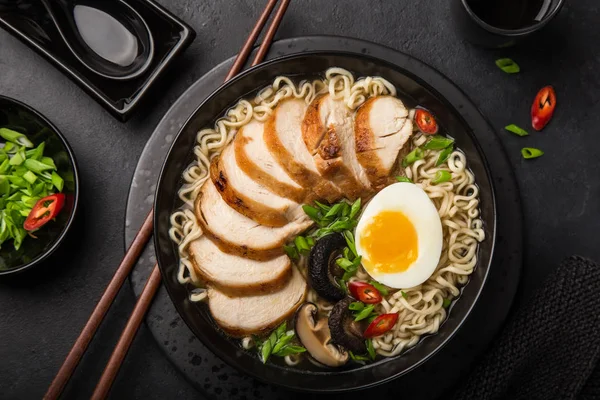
(0, 0, 195, 121)
(153, 52, 497, 392)
(0, 95, 79, 275)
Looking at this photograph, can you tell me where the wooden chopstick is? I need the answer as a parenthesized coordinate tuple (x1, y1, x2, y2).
(225, 0, 279, 81)
(85, 1, 290, 398)
(44, 210, 154, 400)
(90, 264, 162, 400)
(252, 0, 291, 66)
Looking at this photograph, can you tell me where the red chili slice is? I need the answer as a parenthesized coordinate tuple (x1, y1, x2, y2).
(531, 86, 556, 131)
(23, 193, 65, 231)
(348, 281, 382, 304)
(415, 109, 439, 135)
(364, 313, 399, 338)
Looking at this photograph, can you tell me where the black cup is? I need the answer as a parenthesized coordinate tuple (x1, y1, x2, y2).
(451, 0, 565, 48)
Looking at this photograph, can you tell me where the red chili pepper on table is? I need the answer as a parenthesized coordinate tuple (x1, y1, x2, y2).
(531, 86, 557, 131)
(23, 193, 66, 231)
(348, 281, 382, 304)
(364, 313, 399, 338)
(414, 109, 439, 135)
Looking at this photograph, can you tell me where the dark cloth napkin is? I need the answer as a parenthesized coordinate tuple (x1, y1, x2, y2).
(453, 256, 600, 400)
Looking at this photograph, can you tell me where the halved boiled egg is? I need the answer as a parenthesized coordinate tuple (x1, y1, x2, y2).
(355, 182, 443, 289)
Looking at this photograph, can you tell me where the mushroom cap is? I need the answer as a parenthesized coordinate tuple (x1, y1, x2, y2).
(295, 303, 349, 367)
(328, 298, 367, 353)
(308, 233, 347, 302)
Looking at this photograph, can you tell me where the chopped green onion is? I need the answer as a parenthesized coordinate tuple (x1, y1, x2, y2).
(349, 301, 365, 311)
(401, 291, 408, 299)
(354, 305, 375, 321)
(505, 124, 529, 137)
(495, 58, 520, 74)
(306, 236, 315, 247)
(0, 128, 34, 148)
(294, 236, 310, 254)
(443, 298, 452, 309)
(25, 142, 45, 160)
(402, 148, 424, 167)
(432, 170, 452, 184)
(423, 135, 454, 150)
(9, 152, 24, 166)
(369, 280, 389, 296)
(340, 202, 351, 217)
(343, 230, 357, 258)
(349, 198, 362, 220)
(521, 147, 544, 159)
(283, 244, 299, 260)
(336, 257, 354, 270)
(22, 171, 37, 185)
(23, 159, 55, 174)
(324, 203, 343, 218)
(395, 176, 413, 183)
(51, 171, 64, 192)
(314, 201, 331, 212)
(366, 339, 376, 360)
(349, 351, 370, 363)
(435, 144, 454, 167)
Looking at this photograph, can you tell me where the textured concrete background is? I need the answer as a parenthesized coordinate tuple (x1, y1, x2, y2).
(0, 0, 598, 399)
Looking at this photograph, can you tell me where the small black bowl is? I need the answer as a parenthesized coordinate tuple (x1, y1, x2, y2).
(0, 96, 79, 275)
(451, 0, 566, 48)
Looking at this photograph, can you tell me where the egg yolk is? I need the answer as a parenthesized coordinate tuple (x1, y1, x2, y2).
(360, 210, 418, 273)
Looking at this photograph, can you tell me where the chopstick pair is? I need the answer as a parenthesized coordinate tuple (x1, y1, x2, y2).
(44, 1, 291, 398)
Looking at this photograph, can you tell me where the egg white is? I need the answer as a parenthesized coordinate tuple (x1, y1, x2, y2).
(355, 182, 443, 289)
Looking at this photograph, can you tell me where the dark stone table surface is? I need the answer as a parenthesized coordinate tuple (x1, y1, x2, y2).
(0, 1, 598, 399)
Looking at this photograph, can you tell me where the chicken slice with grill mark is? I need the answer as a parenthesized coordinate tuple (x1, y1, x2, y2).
(264, 98, 342, 203)
(210, 144, 304, 227)
(355, 96, 413, 189)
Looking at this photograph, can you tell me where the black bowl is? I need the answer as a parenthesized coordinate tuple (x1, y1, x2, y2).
(0, 96, 79, 275)
(154, 52, 497, 392)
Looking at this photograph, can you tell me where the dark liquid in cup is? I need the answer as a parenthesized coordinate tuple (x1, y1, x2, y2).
(467, 0, 551, 30)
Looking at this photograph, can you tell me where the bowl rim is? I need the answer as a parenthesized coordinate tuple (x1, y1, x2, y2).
(0, 95, 80, 276)
(154, 48, 497, 392)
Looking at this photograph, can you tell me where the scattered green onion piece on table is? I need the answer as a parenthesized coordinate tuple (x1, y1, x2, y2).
(495, 58, 520, 74)
(402, 148, 424, 167)
(395, 176, 413, 183)
(521, 147, 544, 159)
(435, 144, 454, 167)
(505, 124, 529, 137)
(423, 135, 454, 150)
(432, 170, 452, 184)
(0, 128, 34, 148)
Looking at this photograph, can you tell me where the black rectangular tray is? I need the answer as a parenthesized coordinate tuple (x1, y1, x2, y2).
(0, 0, 195, 121)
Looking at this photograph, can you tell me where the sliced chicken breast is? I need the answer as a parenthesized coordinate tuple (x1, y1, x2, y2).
(355, 96, 413, 189)
(264, 98, 341, 203)
(189, 236, 291, 296)
(302, 94, 372, 200)
(208, 266, 307, 336)
(211, 144, 304, 227)
(234, 120, 306, 203)
(195, 179, 313, 260)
